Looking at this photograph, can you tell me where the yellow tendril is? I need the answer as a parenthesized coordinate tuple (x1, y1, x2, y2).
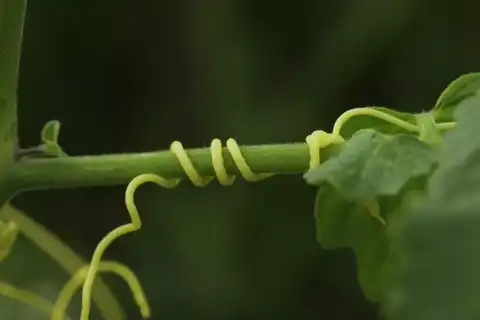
(0, 281, 55, 317)
(1, 205, 125, 320)
(225, 138, 274, 181)
(79, 174, 178, 320)
(325, 107, 458, 225)
(54, 261, 148, 320)
(305, 107, 424, 169)
(306, 107, 414, 226)
(79, 139, 280, 319)
(305, 130, 345, 169)
(331, 107, 419, 136)
(210, 139, 235, 185)
(77, 106, 456, 319)
(170, 139, 274, 186)
(170, 141, 211, 187)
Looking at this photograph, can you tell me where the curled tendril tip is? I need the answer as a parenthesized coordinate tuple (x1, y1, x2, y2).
(73, 106, 456, 319)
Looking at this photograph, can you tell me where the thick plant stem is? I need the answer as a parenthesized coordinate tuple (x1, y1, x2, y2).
(0, 0, 25, 92)
(9, 142, 341, 192)
(0, 0, 25, 197)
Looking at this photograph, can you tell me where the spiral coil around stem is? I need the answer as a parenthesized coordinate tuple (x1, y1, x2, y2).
(0, 107, 458, 319)
(78, 130, 342, 320)
(78, 107, 455, 320)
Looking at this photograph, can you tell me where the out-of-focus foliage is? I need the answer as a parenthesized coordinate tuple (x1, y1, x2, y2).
(2, 0, 479, 319)
(384, 90, 480, 320)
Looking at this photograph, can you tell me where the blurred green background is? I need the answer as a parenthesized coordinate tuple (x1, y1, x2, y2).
(0, 0, 478, 319)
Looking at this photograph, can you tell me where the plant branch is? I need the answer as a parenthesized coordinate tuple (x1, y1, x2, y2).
(8, 142, 342, 192)
(0, 0, 26, 202)
(0, 0, 25, 94)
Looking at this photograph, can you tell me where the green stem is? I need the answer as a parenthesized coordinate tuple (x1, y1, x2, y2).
(9, 142, 342, 192)
(0, 0, 25, 93)
(0, 0, 25, 199)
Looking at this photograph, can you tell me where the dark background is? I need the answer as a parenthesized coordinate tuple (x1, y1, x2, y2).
(0, 1, 478, 319)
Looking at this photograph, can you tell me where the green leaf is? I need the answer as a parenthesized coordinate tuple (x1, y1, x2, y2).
(304, 129, 436, 202)
(383, 93, 480, 320)
(338, 107, 417, 139)
(41, 120, 61, 144)
(314, 184, 390, 301)
(415, 112, 443, 146)
(304, 128, 437, 302)
(16, 120, 68, 159)
(41, 120, 68, 156)
(384, 203, 480, 320)
(313, 176, 428, 303)
(432, 72, 480, 122)
(428, 95, 480, 199)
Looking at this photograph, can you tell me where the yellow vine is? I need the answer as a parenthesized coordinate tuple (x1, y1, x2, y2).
(53, 261, 148, 320)
(57, 107, 452, 319)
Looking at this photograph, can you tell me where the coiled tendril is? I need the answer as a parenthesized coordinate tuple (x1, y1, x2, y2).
(70, 107, 456, 320)
(0, 107, 456, 319)
(78, 134, 342, 320)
